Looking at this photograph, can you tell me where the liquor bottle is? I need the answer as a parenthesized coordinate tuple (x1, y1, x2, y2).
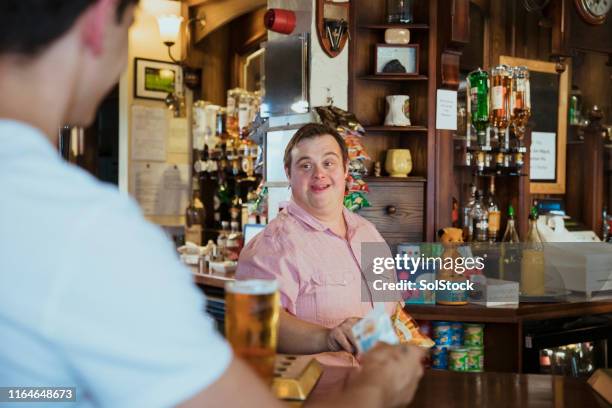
(486, 177, 501, 242)
(471, 191, 489, 242)
(510, 66, 531, 142)
(500, 205, 520, 281)
(462, 183, 477, 241)
(468, 68, 490, 148)
(521, 207, 545, 296)
(216, 220, 230, 261)
(502, 205, 520, 243)
(185, 190, 205, 246)
(490, 65, 511, 148)
(225, 221, 243, 261)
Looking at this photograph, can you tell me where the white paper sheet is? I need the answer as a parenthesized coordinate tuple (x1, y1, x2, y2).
(131, 162, 189, 216)
(168, 118, 189, 154)
(530, 131, 556, 180)
(436, 89, 458, 130)
(131, 105, 168, 161)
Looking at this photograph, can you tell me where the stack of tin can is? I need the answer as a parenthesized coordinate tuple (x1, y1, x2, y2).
(430, 321, 484, 372)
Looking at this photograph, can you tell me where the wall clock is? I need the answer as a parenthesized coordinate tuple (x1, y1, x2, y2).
(574, 0, 611, 25)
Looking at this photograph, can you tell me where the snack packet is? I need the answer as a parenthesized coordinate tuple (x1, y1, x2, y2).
(391, 303, 435, 348)
(343, 191, 371, 212)
(351, 304, 399, 353)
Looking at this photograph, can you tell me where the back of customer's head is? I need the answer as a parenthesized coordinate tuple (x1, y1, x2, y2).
(0, 0, 137, 55)
(0, 0, 139, 128)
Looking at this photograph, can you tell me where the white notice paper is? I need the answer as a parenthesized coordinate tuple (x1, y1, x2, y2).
(131, 105, 167, 161)
(436, 89, 457, 130)
(530, 131, 556, 180)
(131, 162, 189, 216)
(168, 118, 189, 154)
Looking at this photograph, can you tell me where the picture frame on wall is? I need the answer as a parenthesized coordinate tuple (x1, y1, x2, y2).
(375, 44, 419, 76)
(134, 58, 183, 101)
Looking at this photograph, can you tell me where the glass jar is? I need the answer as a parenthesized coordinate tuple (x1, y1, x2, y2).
(387, 0, 414, 24)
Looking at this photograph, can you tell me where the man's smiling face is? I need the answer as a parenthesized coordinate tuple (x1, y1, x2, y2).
(286, 134, 348, 218)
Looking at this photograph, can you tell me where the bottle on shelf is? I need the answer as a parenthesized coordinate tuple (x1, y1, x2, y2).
(225, 221, 243, 262)
(185, 190, 205, 246)
(471, 190, 489, 242)
(500, 205, 520, 281)
(502, 205, 520, 243)
(467, 68, 490, 148)
(216, 221, 230, 261)
(462, 183, 477, 241)
(486, 177, 500, 243)
(521, 206, 545, 296)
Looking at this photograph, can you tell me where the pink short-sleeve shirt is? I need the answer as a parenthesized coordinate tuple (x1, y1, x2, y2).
(237, 200, 395, 328)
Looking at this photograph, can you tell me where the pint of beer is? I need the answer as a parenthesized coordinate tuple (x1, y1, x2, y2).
(225, 279, 279, 384)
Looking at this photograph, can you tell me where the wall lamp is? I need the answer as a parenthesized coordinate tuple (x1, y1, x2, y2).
(156, 14, 205, 89)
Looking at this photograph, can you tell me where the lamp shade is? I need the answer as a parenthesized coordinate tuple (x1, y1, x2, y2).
(157, 14, 183, 45)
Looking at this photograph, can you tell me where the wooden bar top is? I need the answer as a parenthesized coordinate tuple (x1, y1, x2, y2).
(305, 368, 609, 407)
(405, 300, 612, 323)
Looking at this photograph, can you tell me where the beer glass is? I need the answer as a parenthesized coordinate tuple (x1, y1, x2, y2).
(225, 279, 279, 384)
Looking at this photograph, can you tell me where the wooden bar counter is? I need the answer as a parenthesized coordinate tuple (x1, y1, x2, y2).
(305, 367, 609, 408)
(405, 301, 612, 373)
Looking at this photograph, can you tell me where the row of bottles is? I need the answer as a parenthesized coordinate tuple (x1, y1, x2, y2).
(463, 65, 531, 174)
(185, 89, 264, 250)
(461, 177, 500, 243)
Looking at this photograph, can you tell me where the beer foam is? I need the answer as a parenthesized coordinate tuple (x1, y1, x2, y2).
(226, 279, 279, 295)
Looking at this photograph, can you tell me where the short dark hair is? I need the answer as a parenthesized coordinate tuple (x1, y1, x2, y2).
(284, 123, 348, 175)
(0, 0, 138, 56)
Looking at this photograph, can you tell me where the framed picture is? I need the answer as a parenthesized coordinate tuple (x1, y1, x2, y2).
(500, 56, 568, 194)
(375, 44, 419, 76)
(134, 58, 183, 101)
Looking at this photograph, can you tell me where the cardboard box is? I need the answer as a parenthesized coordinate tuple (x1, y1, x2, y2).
(588, 369, 612, 404)
(469, 277, 519, 307)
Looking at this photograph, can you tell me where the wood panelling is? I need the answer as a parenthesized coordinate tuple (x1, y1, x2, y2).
(358, 180, 425, 244)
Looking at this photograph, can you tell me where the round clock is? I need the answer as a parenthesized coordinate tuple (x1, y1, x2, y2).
(574, 0, 611, 25)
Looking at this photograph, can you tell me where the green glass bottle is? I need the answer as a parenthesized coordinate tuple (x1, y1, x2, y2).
(468, 68, 490, 147)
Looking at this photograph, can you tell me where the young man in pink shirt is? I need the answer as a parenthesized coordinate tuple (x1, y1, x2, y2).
(238, 123, 398, 361)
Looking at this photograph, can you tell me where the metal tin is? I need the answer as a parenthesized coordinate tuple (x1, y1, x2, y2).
(467, 347, 484, 372)
(432, 321, 452, 346)
(464, 323, 484, 347)
(450, 323, 464, 346)
(449, 347, 468, 371)
(431, 346, 449, 370)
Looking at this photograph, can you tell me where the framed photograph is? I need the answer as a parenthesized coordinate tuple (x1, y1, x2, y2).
(375, 44, 419, 76)
(134, 58, 183, 101)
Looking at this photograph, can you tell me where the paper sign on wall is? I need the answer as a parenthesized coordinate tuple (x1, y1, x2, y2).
(436, 89, 457, 130)
(131, 162, 189, 216)
(131, 105, 167, 161)
(530, 131, 556, 181)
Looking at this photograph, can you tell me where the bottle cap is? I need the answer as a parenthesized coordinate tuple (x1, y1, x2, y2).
(508, 205, 515, 217)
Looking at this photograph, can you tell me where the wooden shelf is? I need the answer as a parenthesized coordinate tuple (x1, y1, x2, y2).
(359, 74, 428, 81)
(364, 176, 427, 183)
(359, 23, 429, 30)
(365, 125, 428, 132)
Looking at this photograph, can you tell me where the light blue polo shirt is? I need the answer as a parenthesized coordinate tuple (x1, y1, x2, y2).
(0, 120, 232, 407)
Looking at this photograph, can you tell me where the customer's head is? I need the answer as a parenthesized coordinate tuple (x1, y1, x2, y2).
(0, 0, 138, 126)
(284, 123, 348, 218)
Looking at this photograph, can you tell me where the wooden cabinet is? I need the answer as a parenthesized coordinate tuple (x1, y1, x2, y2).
(358, 177, 425, 247)
(349, 0, 437, 242)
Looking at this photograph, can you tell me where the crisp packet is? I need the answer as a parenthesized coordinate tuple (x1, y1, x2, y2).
(391, 303, 435, 348)
(351, 304, 399, 353)
(343, 191, 371, 212)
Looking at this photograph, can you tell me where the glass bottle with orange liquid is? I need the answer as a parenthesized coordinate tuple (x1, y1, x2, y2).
(521, 207, 545, 296)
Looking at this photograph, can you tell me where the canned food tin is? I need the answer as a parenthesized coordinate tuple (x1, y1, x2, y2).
(450, 322, 464, 346)
(432, 321, 452, 346)
(431, 346, 449, 370)
(467, 347, 484, 372)
(464, 324, 484, 347)
(449, 347, 468, 372)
